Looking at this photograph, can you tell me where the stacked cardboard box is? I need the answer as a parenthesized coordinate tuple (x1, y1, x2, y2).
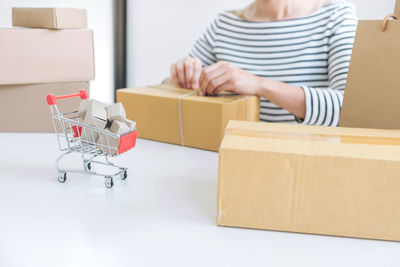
(0, 8, 94, 132)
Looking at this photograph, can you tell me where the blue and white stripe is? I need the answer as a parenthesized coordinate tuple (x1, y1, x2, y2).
(190, 0, 358, 126)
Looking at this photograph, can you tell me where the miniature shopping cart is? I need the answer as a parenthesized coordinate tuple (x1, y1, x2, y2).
(47, 90, 138, 188)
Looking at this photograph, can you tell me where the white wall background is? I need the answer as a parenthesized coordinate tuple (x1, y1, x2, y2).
(127, 0, 397, 87)
(0, 0, 114, 104)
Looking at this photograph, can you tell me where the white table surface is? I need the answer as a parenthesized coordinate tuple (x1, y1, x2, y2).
(0, 133, 399, 267)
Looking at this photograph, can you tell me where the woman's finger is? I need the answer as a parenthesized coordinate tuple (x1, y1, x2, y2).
(175, 61, 186, 88)
(184, 59, 193, 89)
(199, 65, 225, 96)
(199, 63, 221, 89)
(206, 73, 231, 95)
(214, 79, 235, 95)
(191, 59, 202, 89)
(170, 65, 181, 86)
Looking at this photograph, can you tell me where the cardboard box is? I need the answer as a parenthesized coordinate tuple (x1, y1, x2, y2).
(218, 120, 400, 241)
(124, 119, 136, 130)
(105, 103, 126, 122)
(81, 99, 107, 126)
(110, 120, 129, 134)
(12, 7, 87, 29)
(0, 82, 89, 132)
(117, 84, 259, 151)
(96, 121, 130, 156)
(0, 28, 94, 85)
(339, 2, 400, 130)
(96, 129, 119, 156)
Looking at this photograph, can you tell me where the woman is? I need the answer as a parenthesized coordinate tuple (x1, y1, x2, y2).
(163, 0, 358, 126)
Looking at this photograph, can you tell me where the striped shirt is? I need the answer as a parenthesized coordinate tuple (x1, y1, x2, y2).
(190, 0, 358, 126)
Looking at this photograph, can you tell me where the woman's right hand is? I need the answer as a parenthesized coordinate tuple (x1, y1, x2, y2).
(170, 56, 203, 89)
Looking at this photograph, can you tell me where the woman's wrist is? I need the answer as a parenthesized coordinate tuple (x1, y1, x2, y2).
(255, 76, 275, 99)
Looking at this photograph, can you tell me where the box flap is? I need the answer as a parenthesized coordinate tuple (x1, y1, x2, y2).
(339, 20, 400, 129)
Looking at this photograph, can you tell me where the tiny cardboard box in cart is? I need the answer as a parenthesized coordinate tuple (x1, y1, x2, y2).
(117, 84, 259, 151)
(218, 121, 400, 241)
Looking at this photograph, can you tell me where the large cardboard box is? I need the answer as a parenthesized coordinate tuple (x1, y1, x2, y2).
(12, 7, 87, 29)
(0, 82, 90, 132)
(218, 120, 400, 241)
(0, 28, 94, 85)
(117, 84, 259, 151)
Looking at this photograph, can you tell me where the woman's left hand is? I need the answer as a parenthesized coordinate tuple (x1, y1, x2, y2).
(199, 61, 262, 96)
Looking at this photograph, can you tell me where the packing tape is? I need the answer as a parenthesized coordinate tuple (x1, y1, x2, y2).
(177, 90, 250, 147)
(177, 90, 198, 146)
(225, 128, 400, 146)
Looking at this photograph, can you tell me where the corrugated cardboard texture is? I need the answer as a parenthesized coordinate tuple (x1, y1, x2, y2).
(218, 120, 400, 241)
(0, 82, 89, 132)
(117, 85, 259, 151)
(340, 20, 400, 129)
(0, 28, 94, 85)
(12, 7, 87, 29)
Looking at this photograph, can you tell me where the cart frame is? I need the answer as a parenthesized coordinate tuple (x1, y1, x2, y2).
(47, 90, 137, 188)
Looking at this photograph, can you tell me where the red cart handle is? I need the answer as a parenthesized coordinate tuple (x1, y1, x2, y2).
(47, 90, 89, 105)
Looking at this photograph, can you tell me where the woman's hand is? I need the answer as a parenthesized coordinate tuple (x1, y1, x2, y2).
(169, 56, 203, 89)
(199, 61, 262, 96)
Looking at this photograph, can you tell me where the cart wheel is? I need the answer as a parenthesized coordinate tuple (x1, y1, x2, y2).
(105, 178, 114, 188)
(58, 173, 67, 183)
(121, 170, 128, 180)
(87, 162, 91, 171)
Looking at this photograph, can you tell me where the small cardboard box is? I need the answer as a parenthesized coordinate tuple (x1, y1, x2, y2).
(12, 7, 87, 29)
(0, 82, 90, 132)
(117, 84, 259, 151)
(96, 129, 119, 156)
(218, 120, 400, 241)
(105, 103, 126, 122)
(96, 120, 131, 155)
(0, 28, 94, 85)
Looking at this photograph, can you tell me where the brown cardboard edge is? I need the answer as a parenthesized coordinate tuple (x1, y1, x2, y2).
(215, 223, 400, 242)
(216, 148, 226, 225)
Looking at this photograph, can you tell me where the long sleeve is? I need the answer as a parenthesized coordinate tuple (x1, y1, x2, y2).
(189, 18, 219, 67)
(300, 6, 358, 126)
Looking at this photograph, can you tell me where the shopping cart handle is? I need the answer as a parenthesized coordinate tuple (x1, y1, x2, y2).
(47, 90, 89, 105)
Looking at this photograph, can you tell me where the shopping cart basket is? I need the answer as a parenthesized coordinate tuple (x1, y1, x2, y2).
(47, 90, 137, 188)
